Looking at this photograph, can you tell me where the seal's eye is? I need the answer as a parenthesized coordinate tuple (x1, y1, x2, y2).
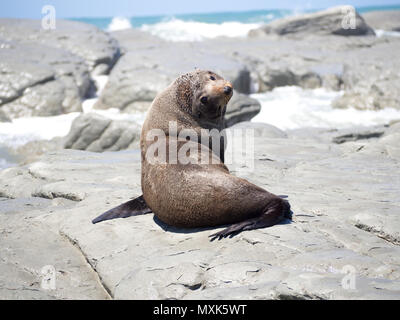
(200, 96, 208, 104)
(210, 76, 216, 81)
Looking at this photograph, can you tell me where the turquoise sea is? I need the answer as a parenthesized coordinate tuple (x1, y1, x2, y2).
(71, 5, 400, 31)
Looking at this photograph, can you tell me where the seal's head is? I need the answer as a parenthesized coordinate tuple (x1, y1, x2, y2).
(176, 70, 233, 122)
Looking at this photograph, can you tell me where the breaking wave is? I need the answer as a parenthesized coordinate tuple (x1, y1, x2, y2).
(139, 18, 261, 41)
(107, 16, 133, 31)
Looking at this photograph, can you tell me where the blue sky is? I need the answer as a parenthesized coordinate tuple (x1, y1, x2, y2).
(1, 0, 399, 18)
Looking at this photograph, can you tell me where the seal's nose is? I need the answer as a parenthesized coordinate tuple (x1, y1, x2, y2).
(223, 86, 232, 95)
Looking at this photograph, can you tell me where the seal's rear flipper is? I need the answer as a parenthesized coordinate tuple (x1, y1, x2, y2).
(209, 198, 291, 241)
(92, 195, 152, 224)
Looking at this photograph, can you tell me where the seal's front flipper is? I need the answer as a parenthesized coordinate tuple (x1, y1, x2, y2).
(92, 195, 152, 224)
(209, 198, 291, 241)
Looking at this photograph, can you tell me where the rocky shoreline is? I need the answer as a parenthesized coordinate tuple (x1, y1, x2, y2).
(1, 7, 400, 299)
(1, 7, 400, 160)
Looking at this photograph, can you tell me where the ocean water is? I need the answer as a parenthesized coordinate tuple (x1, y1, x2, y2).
(71, 5, 400, 41)
(71, 10, 291, 41)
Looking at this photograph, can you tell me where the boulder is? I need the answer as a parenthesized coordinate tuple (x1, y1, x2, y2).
(242, 42, 346, 92)
(232, 31, 400, 107)
(63, 113, 141, 152)
(331, 41, 400, 110)
(0, 39, 91, 118)
(0, 19, 120, 75)
(249, 6, 375, 37)
(257, 67, 297, 91)
(94, 30, 252, 111)
(224, 92, 261, 127)
(332, 91, 397, 111)
(256, 62, 329, 92)
(94, 52, 170, 111)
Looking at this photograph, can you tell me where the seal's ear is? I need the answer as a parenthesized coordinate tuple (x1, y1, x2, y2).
(176, 74, 194, 114)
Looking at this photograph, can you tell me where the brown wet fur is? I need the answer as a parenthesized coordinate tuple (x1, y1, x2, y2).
(93, 70, 290, 238)
(140, 70, 291, 238)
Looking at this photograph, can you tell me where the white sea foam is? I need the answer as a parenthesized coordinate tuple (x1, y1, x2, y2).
(0, 112, 82, 147)
(140, 18, 261, 41)
(0, 75, 145, 149)
(375, 29, 400, 38)
(94, 75, 109, 94)
(251, 86, 400, 130)
(107, 16, 132, 31)
(82, 75, 109, 113)
(0, 110, 146, 149)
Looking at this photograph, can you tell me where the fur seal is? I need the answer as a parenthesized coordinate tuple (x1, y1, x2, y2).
(92, 70, 291, 240)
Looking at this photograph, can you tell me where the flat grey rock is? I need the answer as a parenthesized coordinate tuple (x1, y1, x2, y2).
(362, 10, 400, 32)
(230, 121, 287, 139)
(0, 197, 110, 299)
(1, 129, 399, 299)
(0, 19, 120, 74)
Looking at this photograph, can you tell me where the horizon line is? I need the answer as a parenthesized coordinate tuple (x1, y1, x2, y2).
(1, 3, 399, 20)
(66, 4, 400, 20)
